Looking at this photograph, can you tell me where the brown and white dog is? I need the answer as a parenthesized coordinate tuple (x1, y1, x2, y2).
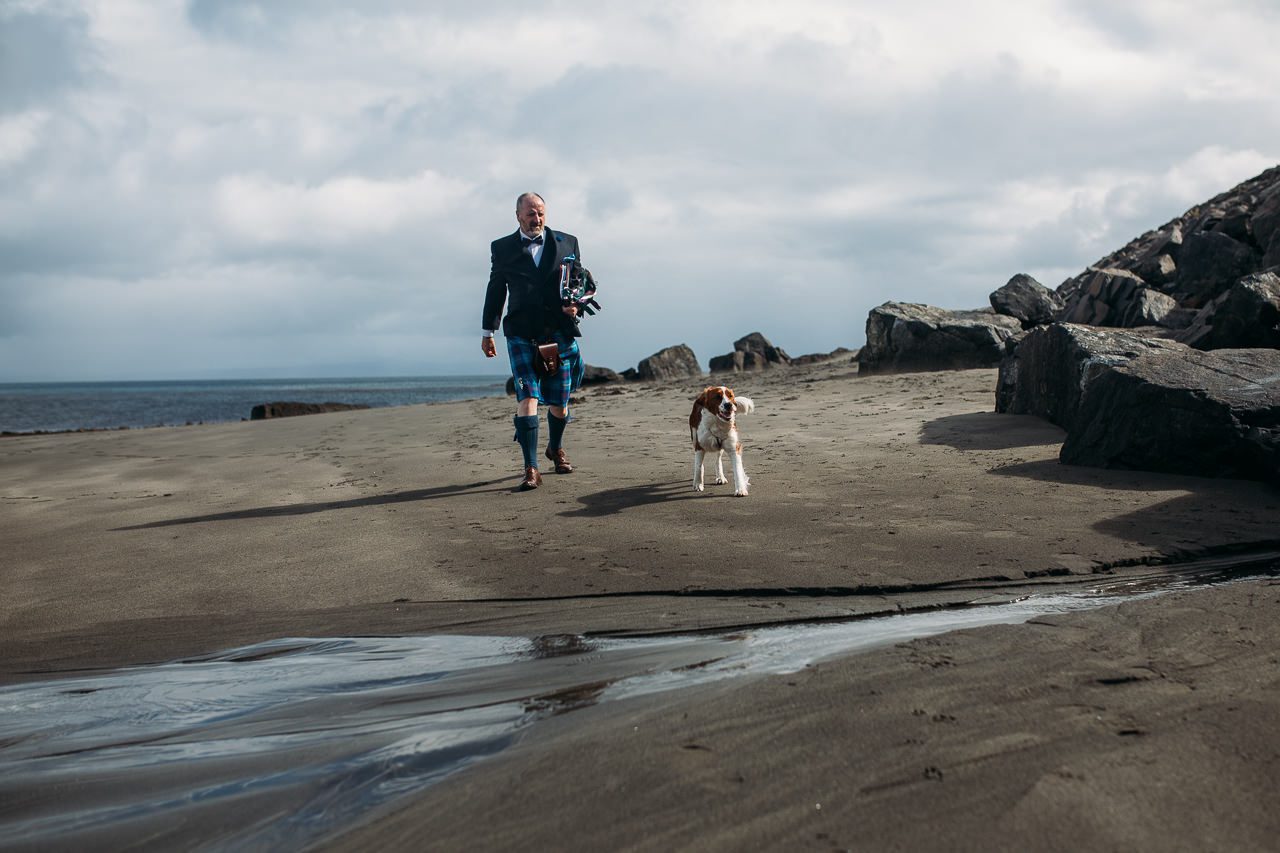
(689, 385, 755, 496)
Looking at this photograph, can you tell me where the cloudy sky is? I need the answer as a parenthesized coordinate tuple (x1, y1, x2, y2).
(2, 0, 1278, 381)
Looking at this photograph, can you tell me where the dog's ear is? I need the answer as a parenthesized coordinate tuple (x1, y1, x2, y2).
(690, 391, 708, 431)
(734, 396, 755, 415)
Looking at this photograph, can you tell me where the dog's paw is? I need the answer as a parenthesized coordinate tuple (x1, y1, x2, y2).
(734, 488, 749, 497)
(693, 483, 704, 492)
(714, 475, 727, 485)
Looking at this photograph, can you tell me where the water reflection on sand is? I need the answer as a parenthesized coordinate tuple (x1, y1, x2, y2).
(0, 563, 1273, 850)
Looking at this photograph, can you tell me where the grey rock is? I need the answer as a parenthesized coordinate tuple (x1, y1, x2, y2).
(1131, 288, 1180, 326)
(995, 324, 1181, 428)
(1250, 184, 1280, 251)
(709, 332, 792, 373)
(990, 273, 1064, 328)
(996, 324, 1280, 483)
(636, 344, 703, 382)
(250, 402, 369, 420)
(1059, 268, 1151, 327)
(1061, 346, 1280, 484)
(791, 347, 855, 365)
(1172, 230, 1260, 307)
(1179, 272, 1280, 350)
(581, 364, 622, 385)
(858, 302, 1022, 375)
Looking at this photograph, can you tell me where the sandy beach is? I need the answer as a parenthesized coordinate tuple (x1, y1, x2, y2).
(3, 358, 1278, 850)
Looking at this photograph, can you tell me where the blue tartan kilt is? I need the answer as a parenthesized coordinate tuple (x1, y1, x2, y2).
(506, 333, 584, 408)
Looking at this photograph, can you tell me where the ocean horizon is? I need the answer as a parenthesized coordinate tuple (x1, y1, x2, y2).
(0, 375, 510, 434)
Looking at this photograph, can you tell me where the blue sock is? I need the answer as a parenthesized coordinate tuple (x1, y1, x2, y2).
(513, 415, 539, 468)
(547, 411, 567, 453)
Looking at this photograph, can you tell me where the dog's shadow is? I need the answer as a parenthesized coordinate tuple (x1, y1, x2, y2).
(560, 480, 717, 518)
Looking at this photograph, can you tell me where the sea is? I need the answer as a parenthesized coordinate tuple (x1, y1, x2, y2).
(0, 375, 509, 434)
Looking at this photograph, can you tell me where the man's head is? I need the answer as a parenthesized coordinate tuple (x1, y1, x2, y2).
(516, 192, 546, 237)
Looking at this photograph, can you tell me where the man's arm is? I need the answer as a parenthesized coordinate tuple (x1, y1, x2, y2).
(482, 242, 506, 357)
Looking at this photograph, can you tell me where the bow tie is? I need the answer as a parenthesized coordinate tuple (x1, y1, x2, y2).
(521, 234, 544, 246)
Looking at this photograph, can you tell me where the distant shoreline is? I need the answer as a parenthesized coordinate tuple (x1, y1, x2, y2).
(0, 374, 509, 435)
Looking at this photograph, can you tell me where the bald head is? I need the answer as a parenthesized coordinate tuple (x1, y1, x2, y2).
(516, 192, 546, 237)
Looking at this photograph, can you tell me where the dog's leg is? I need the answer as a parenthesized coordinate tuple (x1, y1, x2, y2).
(693, 448, 705, 491)
(714, 448, 727, 485)
(731, 438, 749, 497)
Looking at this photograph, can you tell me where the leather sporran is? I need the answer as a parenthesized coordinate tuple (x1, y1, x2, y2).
(533, 341, 561, 377)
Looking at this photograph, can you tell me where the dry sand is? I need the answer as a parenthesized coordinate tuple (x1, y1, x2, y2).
(2, 358, 1278, 850)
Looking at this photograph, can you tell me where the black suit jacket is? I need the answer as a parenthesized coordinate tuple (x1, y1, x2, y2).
(482, 229, 582, 340)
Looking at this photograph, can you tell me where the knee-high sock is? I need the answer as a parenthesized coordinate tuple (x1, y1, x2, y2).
(546, 411, 568, 453)
(513, 415, 539, 468)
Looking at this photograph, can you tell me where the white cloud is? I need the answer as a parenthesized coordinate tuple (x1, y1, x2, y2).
(1, 0, 1278, 381)
(0, 110, 47, 167)
(214, 170, 473, 245)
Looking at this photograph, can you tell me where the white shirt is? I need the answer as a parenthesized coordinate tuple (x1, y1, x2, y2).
(520, 229, 545, 265)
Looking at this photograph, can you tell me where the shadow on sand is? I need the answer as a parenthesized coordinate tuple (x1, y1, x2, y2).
(918, 412, 1065, 451)
(112, 478, 513, 530)
(559, 481, 714, 518)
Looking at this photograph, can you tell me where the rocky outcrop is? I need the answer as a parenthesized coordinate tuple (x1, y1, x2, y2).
(1055, 165, 1280, 342)
(996, 324, 1280, 483)
(990, 273, 1063, 328)
(709, 332, 792, 373)
(250, 402, 369, 420)
(635, 344, 702, 382)
(858, 302, 1023, 375)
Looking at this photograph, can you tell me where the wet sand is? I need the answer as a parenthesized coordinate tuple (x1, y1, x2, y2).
(2, 358, 1278, 849)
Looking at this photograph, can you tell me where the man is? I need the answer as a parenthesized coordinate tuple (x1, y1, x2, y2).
(482, 192, 586, 490)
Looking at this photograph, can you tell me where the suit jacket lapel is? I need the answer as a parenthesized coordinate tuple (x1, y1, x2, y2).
(538, 228, 560, 275)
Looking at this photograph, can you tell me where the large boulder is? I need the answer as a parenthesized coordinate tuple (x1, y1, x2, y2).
(709, 332, 792, 373)
(1062, 346, 1280, 484)
(1179, 272, 1280, 350)
(635, 344, 702, 382)
(858, 302, 1022, 375)
(250, 402, 369, 420)
(995, 324, 1181, 428)
(1170, 230, 1260, 308)
(580, 364, 622, 385)
(990, 273, 1063, 328)
(996, 324, 1280, 483)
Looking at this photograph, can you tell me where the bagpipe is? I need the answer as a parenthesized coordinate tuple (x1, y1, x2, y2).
(557, 254, 601, 320)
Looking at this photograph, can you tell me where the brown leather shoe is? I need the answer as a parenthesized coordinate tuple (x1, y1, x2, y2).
(545, 447, 573, 474)
(520, 466, 543, 490)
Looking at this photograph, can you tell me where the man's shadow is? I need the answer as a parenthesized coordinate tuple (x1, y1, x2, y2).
(113, 477, 513, 530)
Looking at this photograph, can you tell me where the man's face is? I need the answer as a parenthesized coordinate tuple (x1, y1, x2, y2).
(517, 197, 546, 236)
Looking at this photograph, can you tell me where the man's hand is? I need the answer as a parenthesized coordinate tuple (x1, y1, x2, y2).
(562, 304, 579, 319)
(481, 336, 497, 358)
